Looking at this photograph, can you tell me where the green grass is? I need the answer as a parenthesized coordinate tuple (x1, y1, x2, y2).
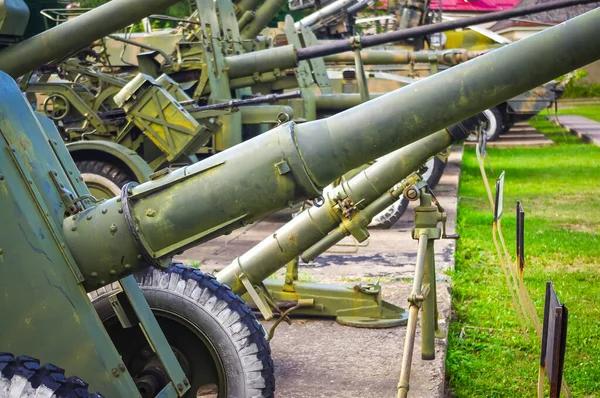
(561, 82, 600, 99)
(552, 104, 600, 122)
(446, 115, 600, 397)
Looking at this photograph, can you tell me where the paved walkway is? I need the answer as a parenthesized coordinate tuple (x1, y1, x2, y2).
(548, 115, 600, 146)
(176, 146, 464, 397)
(465, 121, 554, 148)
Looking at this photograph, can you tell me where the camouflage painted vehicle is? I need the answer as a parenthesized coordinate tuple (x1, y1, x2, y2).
(317, 0, 566, 141)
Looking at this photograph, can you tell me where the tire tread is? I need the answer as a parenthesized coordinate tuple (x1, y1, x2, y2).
(0, 353, 103, 397)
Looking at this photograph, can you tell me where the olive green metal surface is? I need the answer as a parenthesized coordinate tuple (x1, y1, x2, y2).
(64, 8, 600, 291)
(240, 0, 286, 40)
(217, 130, 455, 293)
(258, 279, 409, 327)
(0, 0, 184, 77)
(0, 73, 142, 396)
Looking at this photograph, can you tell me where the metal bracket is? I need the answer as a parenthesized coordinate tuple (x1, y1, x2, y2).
(332, 195, 370, 243)
(119, 275, 190, 396)
(240, 275, 276, 321)
(428, 187, 460, 240)
(49, 170, 82, 215)
(108, 288, 139, 329)
(441, 212, 460, 240)
(349, 35, 362, 51)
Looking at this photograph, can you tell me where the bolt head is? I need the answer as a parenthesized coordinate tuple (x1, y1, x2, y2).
(404, 187, 419, 200)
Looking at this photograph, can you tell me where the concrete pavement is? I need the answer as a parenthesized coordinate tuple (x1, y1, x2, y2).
(549, 115, 600, 146)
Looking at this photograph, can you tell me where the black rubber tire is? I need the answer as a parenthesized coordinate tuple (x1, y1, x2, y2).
(90, 264, 275, 398)
(466, 107, 503, 142)
(369, 195, 410, 229)
(422, 156, 446, 190)
(75, 160, 134, 198)
(485, 107, 503, 142)
(0, 353, 103, 397)
(76, 160, 132, 188)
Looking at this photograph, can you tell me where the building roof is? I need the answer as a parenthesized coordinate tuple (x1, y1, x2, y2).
(490, 0, 600, 31)
(429, 0, 520, 12)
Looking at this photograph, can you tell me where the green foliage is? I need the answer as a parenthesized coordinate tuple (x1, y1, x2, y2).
(559, 69, 600, 98)
(563, 83, 600, 99)
(79, 0, 194, 29)
(446, 117, 600, 397)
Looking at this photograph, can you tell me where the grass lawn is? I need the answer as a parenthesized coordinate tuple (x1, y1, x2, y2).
(553, 103, 600, 122)
(446, 114, 600, 397)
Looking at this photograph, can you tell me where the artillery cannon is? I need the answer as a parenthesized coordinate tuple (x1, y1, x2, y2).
(0, 6, 600, 397)
(9, 0, 593, 205)
(2, 6, 600, 398)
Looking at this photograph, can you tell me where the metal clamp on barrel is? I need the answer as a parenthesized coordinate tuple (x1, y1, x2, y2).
(120, 182, 170, 269)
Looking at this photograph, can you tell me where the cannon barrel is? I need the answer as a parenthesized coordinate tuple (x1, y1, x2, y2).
(240, 0, 287, 40)
(63, 8, 600, 291)
(324, 49, 480, 66)
(217, 128, 456, 293)
(224, 0, 597, 80)
(236, 0, 262, 16)
(295, 0, 357, 30)
(188, 90, 302, 112)
(297, 0, 598, 60)
(0, 0, 184, 78)
(347, 0, 371, 16)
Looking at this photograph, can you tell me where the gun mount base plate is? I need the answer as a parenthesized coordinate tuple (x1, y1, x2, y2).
(249, 279, 408, 328)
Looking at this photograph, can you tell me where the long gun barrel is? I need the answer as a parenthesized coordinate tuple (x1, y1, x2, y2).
(187, 91, 302, 112)
(0, 0, 184, 78)
(222, 0, 598, 79)
(217, 128, 458, 293)
(347, 0, 371, 16)
(324, 49, 481, 66)
(297, 0, 597, 60)
(295, 0, 357, 30)
(240, 0, 287, 40)
(62, 8, 600, 291)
